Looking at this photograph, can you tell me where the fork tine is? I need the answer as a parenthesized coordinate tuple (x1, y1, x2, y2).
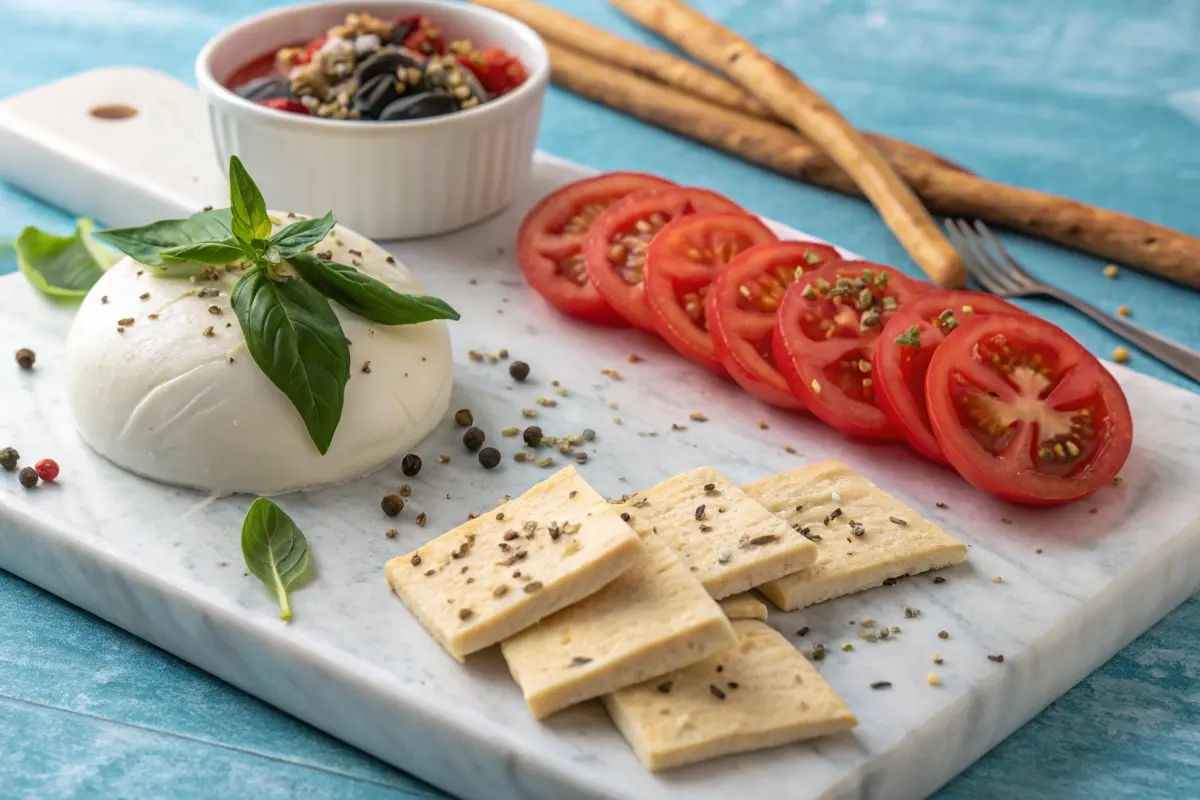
(952, 219, 1023, 294)
(971, 220, 1036, 287)
(944, 218, 1010, 295)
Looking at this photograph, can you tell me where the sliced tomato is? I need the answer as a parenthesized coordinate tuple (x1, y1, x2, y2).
(396, 14, 444, 55)
(643, 213, 778, 373)
(925, 314, 1132, 505)
(458, 47, 527, 95)
(584, 188, 751, 332)
(875, 291, 1026, 464)
(708, 241, 843, 409)
(299, 35, 328, 65)
(517, 173, 676, 326)
(772, 261, 931, 439)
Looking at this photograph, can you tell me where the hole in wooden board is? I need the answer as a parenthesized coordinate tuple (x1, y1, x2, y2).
(89, 104, 138, 120)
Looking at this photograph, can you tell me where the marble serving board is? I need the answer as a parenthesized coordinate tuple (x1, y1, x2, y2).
(1, 68, 1199, 800)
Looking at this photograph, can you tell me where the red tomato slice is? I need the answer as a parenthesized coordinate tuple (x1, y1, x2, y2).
(772, 261, 931, 439)
(925, 314, 1132, 505)
(396, 14, 444, 55)
(643, 213, 778, 374)
(708, 241, 843, 408)
(584, 188, 751, 332)
(517, 173, 676, 326)
(458, 47, 528, 95)
(875, 290, 1027, 463)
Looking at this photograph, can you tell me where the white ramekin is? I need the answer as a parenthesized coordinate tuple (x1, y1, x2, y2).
(196, 1, 548, 240)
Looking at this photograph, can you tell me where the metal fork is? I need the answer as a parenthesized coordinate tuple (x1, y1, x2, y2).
(944, 218, 1200, 383)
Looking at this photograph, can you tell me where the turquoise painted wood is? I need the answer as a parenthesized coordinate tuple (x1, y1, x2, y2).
(1, 0, 1197, 797)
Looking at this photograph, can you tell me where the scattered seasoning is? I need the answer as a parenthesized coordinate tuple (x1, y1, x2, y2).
(32, 458, 59, 483)
(523, 581, 544, 594)
(415, 512, 427, 527)
(757, 420, 769, 430)
(458, 608, 474, 621)
(689, 412, 708, 422)
(928, 673, 942, 687)
(468, 349, 484, 362)
(657, 681, 673, 694)
(891, 625, 901, 634)
(783, 444, 797, 454)
(709, 684, 727, 700)
(570, 656, 593, 667)
(535, 457, 554, 468)
(988, 654, 1005, 663)
(463, 427, 486, 451)
(849, 520, 865, 537)
(620, 512, 631, 522)
(1112, 476, 1124, 486)
(202, 326, 215, 337)
(1117, 304, 1131, 317)
(796, 626, 810, 637)
(536, 396, 557, 407)
(938, 630, 949, 640)
(991, 576, 1003, 584)
(600, 368, 620, 379)
(841, 643, 854, 652)
(360, 360, 372, 374)
(999, 518, 1012, 525)
(514, 452, 531, 463)
(823, 508, 843, 526)
(936, 501, 949, 509)
(811, 379, 822, 394)
(904, 607, 920, 619)
(717, 548, 732, 564)
(101, 296, 108, 304)
(437, 455, 451, 464)
(799, 527, 822, 542)
(694, 504, 707, 521)
(381, 494, 405, 516)
(932, 653, 943, 664)
(1035, 548, 1043, 554)
(424, 569, 435, 577)
(0, 447, 18, 471)
(479, 447, 501, 469)
(1111, 346, 1130, 364)
(409, 552, 421, 565)
(1102, 264, 1119, 279)
(613, 416, 622, 425)
(509, 361, 530, 381)
(860, 618, 876, 628)
(889, 516, 908, 526)
(748, 534, 779, 546)
(870, 681, 892, 690)
(879, 628, 891, 640)
(501, 427, 520, 437)
(454, 408, 474, 426)
(18, 467, 38, 488)
(493, 585, 509, 598)
(401, 454, 422, 476)
(522, 426, 543, 447)
(118, 317, 135, 327)
(882, 577, 898, 586)
(521, 408, 538, 418)
(726, 682, 739, 690)
(671, 423, 688, 432)
(810, 644, 826, 661)
(574, 452, 588, 464)
(933, 576, 946, 584)
(15, 349, 36, 370)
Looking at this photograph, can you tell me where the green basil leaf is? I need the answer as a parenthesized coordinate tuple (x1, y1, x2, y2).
(289, 252, 460, 325)
(268, 211, 335, 258)
(160, 237, 249, 266)
(228, 156, 272, 246)
(241, 497, 311, 621)
(14, 219, 117, 299)
(232, 267, 350, 455)
(93, 207, 233, 267)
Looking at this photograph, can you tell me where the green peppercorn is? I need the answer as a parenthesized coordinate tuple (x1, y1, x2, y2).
(0, 447, 18, 471)
(454, 408, 474, 427)
(463, 427, 485, 452)
(381, 494, 405, 516)
(401, 453, 422, 476)
(479, 447, 501, 469)
(18, 467, 38, 488)
(522, 425, 543, 448)
(509, 360, 530, 381)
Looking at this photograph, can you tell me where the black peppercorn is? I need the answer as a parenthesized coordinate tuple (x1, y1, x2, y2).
(0, 447, 17, 471)
(509, 360, 530, 381)
(463, 427, 485, 452)
(522, 425, 543, 447)
(15, 348, 35, 370)
(479, 447, 501, 469)
(454, 408, 474, 427)
(401, 454, 422, 476)
(18, 467, 38, 488)
(381, 494, 405, 516)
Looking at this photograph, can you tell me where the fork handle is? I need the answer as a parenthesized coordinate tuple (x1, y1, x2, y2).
(1043, 287, 1200, 383)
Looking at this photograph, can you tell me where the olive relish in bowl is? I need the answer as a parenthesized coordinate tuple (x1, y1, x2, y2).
(225, 11, 529, 121)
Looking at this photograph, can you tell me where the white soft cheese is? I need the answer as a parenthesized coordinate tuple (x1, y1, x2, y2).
(65, 214, 452, 495)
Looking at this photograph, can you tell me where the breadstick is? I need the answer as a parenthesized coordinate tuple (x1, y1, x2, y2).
(549, 44, 1200, 289)
(611, 0, 965, 287)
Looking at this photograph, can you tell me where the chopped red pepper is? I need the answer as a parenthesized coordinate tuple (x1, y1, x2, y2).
(257, 97, 310, 115)
(395, 14, 444, 55)
(457, 47, 528, 96)
(296, 34, 328, 66)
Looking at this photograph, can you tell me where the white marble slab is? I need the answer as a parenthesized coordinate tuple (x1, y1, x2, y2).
(1, 69, 1198, 800)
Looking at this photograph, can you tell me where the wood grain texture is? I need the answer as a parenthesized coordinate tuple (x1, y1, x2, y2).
(610, 0, 966, 287)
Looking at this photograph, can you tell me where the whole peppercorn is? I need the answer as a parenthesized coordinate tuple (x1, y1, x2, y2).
(0, 447, 18, 471)
(522, 425, 543, 448)
(509, 360, 530, 382)
(34, 459, 59, 482)
(15, 348, 35, 370)
(401, 453, 422, 476)
(478, 447, 501, 469)
(381, 494, 405, 516)
(454, 408, 474, 427)
(18, 467, 38, 488)
(462, 427, 485, 452)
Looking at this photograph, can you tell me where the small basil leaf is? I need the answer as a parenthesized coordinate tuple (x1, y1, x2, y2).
(289, 252, 460, 325)
(268, 211, 335, 258)
(160, 237, 248, 266)
(93, 207, 233, 266)
(231, 267, 350, 455)
(241, 497, 311, 621)
(14, 219, 117, 299)
(229, 156, 272, 246)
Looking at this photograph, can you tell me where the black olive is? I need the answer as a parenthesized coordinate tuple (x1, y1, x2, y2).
(463, 427, 486, 452)
(234, 77, 294, 102)
(378, 91, 458, 121)
(386, 19, 419, 48)
(356, 47, 422, 84)
(479, 447, 501, 470)
(352, 73, 400, 120)
(422, 60, 490, 109)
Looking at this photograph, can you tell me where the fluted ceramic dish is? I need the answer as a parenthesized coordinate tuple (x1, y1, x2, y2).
(195, 0, 549, 239)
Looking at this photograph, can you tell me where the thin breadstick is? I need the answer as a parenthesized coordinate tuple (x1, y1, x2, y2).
(611, 0, 965, 287)
(549, 43, 1200, 289)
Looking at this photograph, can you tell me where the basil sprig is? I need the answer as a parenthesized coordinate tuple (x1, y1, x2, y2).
(241, 498, 311, 621)
(85, 156, 459, 455)
(13, 219, 119, 298)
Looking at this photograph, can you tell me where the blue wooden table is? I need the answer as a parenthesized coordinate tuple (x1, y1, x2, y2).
(1, 1, 1197, 797)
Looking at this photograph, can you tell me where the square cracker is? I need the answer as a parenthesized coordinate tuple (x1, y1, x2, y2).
(603, 619, 857, 771)
(626, 467, 818, 599)
(501, 532, 736, 719)
(718, 593, 768, 622)
(743, 460, 967, 611)
(386, 467, 643, 661)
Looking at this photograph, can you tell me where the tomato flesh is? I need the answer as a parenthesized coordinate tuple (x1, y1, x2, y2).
(644, 213, 778, 374)
(584, 188, 750, 332)
(925, 314, 1132, 505)
(707, 241, 842, 408)
(517, 173, 676, 325)
(772, 261, 930, 439)
(395, 14, 444, 55)
(874, 290, 1026, 463)
(457, 47, 527, 95)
